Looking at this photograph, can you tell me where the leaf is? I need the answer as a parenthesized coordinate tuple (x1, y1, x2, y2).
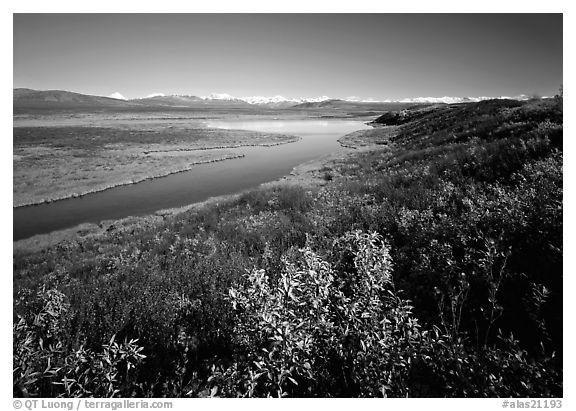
(211, 386, 219, 397)
(253, 372, 266, 381)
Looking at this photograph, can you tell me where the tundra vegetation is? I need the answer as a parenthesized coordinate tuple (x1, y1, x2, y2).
(13, 97, 562, 397)
(13, 126, 298, 207)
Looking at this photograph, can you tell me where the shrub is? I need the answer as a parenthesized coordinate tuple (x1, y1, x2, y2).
(13, 287, 145, 397)
(207, 231, 427, 397)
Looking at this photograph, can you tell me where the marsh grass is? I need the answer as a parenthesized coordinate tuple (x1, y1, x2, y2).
(13, 126, 298, 206)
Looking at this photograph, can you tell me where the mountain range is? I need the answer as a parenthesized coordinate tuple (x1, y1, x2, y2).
(13, 88, 534, 112)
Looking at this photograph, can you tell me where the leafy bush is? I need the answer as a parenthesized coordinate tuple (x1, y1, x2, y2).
(14, 287, 146, 397)
(207, 231, 427, 397)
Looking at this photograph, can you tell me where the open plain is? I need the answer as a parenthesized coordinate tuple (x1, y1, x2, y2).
(13, 121, 300, 206)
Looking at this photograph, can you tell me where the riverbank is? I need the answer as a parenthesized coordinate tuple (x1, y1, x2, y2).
(337, 125, 398, 148)
(14, 126, 300, 207)
(14, 127, 388, 253)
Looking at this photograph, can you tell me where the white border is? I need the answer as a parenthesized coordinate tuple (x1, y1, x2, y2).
(4, 3, 572, 409)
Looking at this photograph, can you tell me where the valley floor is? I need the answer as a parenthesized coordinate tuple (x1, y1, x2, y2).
(13, 123, 300, 207)
(13, 126, 393, 253)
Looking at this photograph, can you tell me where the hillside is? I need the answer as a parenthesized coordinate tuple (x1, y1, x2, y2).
(131, 95, 204, 107)
(14, 88, 441, 114)
(13, 89, 259, 113)
(291, 99, 430, 111)
(13, 98, 562, 398)
(13, 88, 137, 110)
(132, 95, 254, 108)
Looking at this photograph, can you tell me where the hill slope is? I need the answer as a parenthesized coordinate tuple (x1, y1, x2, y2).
(13, 88, 136, 110)
(132, 95, 255, 108)
(14, 88, 439, 113)
(291, 98, 431, 111)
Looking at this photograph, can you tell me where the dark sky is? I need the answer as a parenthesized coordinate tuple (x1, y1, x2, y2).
(13, 14, 563, 100)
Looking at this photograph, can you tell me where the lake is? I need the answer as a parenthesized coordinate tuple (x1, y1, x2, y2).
(13, 119, 370, 240)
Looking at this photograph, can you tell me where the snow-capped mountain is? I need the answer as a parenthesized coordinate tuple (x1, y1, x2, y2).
(15, 88, 539, 113)
(400, 96, 486, 104)
(240, 95, 296, 105)
(202, 93, 239, 101)
(199, 93, 333, 107)
(398, 95, 532, 104)
(145, 93, 166, 98)
(108, 92, 127, 100)
(240, 95, 332, 108)
(126, 91, 534, 107)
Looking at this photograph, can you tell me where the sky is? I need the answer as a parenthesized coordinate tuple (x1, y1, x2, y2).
(13, 13, 563, 100)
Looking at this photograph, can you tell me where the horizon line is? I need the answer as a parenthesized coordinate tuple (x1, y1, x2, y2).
(14, 87, 545, 104)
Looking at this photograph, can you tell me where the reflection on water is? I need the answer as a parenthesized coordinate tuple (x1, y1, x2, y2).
(205, 119, 333, 132)
(14, 119, 370, 240)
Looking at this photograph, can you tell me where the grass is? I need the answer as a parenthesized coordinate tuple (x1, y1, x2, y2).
(338, 126, 398, 148)
(13, 126, 299, 206)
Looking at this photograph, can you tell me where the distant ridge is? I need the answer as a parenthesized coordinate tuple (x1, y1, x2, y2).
(14, 88, 537, 113)
(133, 94, 253, 108)
(13, 88, 135, 110)
(13, 89, 260, 112)
(289, 99, 432, 111)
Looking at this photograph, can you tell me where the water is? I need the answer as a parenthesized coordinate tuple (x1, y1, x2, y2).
(13, 119, 369, 240)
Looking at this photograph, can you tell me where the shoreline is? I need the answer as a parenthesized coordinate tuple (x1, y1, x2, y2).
(13, 129, 386, 251)
(13, 153, 245, 208)
(141, 136, 300, 154)
(13, 136, 301, 208)
(336, 126, 397, 149)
